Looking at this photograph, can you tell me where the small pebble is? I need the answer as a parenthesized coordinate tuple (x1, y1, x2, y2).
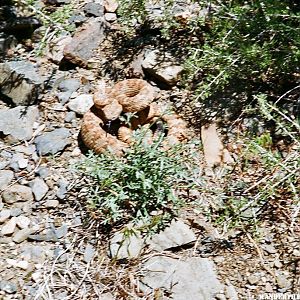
(45, 200, 59, 208)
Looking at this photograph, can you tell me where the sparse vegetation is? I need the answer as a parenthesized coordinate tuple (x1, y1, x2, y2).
(76, 129, 196, 229)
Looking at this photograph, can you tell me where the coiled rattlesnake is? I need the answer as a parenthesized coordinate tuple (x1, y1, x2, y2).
(81, 79, 189, 155)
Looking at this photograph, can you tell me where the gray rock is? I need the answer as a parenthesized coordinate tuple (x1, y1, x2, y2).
(0, 61, 44, 105)
(31, 178, 49, 201)
(140, 256, 224, 300)
(2, 184, 34, 204)
(35, 128, 71, 155)
(13, 227, 36, 243)
(55, 224, 68, 238)
(57, 91, 72, 105)
(21, 245, 45, 262)
(262, 244, 277, 254)
(56, 179, 69, 199)
(142, 50, 183, 86)
(35, 166, 49, 178)
(0, 158, 9, 170)
(15, 215, 31, 229)
(0, 106, 39, 141)
(67, 94, 94, 115)
(63, 18, 108, 66)
(148, 219, 196, 251)
(64, 111, 76, 123)
(225, 282, 239, 300)
(28, 231, 59, 242)
(109, 230, 144, 259)
(247, 274, 260, 285)
(1, 216, 17, 235)
(9, 153, 26, 171)
(105, 13, 117, 22)
(84, 2, 104, 17)
(58, 78, 80, 93)
(276, 274, 291, 289)
(0, 170, 14, 190)
(10, 207, 23, 217)
(68, 14, 88, 26)
(0, 209, 11, 223)
(44, 199, 59, 208)
(0, 281, 17, 294)
(0, 34, 17, 55)
(83, 243, 95, 263)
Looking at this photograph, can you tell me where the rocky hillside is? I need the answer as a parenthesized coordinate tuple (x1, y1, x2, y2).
(0, 0, 299, 299)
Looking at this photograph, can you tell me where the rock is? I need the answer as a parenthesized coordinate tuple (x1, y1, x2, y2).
(84, 2, 104, 17)
(142, 50, 183, 86)
(55, 224, 68, 238)
(104, 13, 117, 22)
(1, 216, 16, 235)
(13, 227, 36, 243)
(140, 256, 224, 299)
(0, 33, 17, 55)
(28, 231, 59, 242)
(225, 282, 239, 300)
(148, 219, 196, 251)
(67, 94, 94, 115)
(15, 215, 31, 229)
(44, 199, 59, 208)
(31, 178, 49, 201)
(47, 35, 73, 64)
(109, 229, 144, 259)
(261, 244, 277, 254)
(10, 207, 23, 217)
(64, 111, 76, 122)
(2, 184, 34, 204)
(68, 14, 87, 26)
(56, 179, 69, 199)
(100, 293, 115, 300)
(104, 0, 118, 12)
(58, 78, 80, 93)
(63, 18, 108, 66)
(35, 166, 49, 178)
(35, 128, 72, 155)
(9, 152, 27, 171)
(276, 274, 291, 289)
(0, 61, 44, 105)
(83, 243, 95, 263)
(0, 106, 39, 141)
(0, 280, 17, 294)
(20, 245, 45, 262)
(201, 123, 234, 167)
(0, 209, 11, 223)
(0, 170, 14, 190)
(247, 274, 260, 285)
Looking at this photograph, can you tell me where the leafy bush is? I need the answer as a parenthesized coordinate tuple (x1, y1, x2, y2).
(76, 129, 194, 227)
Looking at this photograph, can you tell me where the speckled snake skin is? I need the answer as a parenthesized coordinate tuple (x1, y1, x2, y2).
(80, 79, 189, 155)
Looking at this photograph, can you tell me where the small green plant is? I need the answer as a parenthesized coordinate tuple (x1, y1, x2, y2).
(76, 129, 194, 227)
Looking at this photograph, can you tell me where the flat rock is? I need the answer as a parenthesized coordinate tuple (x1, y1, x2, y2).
(0, 106, 39, 141)
(0, 209, 11, 223)
(1, 216, 17, 235)
(140, 256, 224, 300)
(0, 280, 17, 294)
(0, 170, 14, 190)
(201, 123, 234, 167)
(1, 184, 34, 204)
(35, 128, 71, 155)
(109, 229, 144, 259)
(105, 13, 117, 22)
(58, 78, 80, 93)
(63, 18, 108, 66)
(47, 35, 73, 64)
(15, 215, 31, 229)
(13, 227, 36, 243)
(31, 177, 49, 201)
(83, 243, 95, 263)
(84, 2, 104, 17)
(148, 219, 196, 251)
(142, 50, 183, 86)
(0, 61, 44, 105)
(67, 94, 94, 115)
(104, 0, 118, 12)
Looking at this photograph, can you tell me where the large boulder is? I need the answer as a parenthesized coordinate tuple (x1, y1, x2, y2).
(0, 61, 45, 105)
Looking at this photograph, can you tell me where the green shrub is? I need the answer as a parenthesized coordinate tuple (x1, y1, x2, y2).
(76, 129, 195, 227)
